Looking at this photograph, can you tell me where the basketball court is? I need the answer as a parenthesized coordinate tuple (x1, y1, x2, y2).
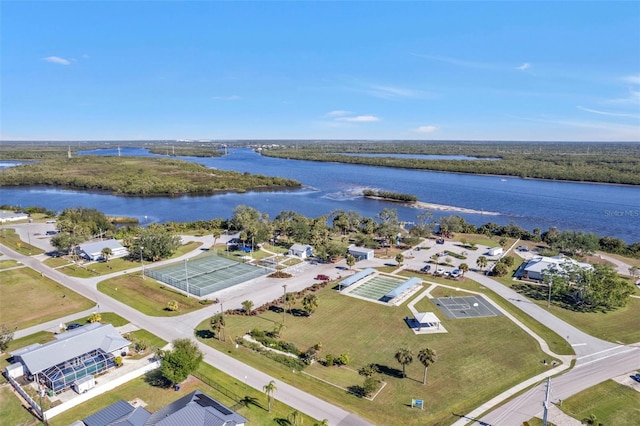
(432, 295, 502, 319)
(146, 253, 270, 297)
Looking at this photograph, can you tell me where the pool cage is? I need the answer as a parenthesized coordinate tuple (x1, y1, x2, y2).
(36, 348, 116, 393)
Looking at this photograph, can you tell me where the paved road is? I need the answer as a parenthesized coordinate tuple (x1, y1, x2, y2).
(465, 271, 640, 425)
(2, 239, 372, 426)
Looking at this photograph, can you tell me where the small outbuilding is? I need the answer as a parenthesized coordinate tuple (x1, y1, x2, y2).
(414, 312, 441, 330)
(0, 210, 29, 223)
(288, 243, 313, 259)
(348, 245, 374, 261)
(487, 247, 503, 256)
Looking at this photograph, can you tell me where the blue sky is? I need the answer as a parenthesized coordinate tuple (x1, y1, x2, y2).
(2, 1, 639, 141)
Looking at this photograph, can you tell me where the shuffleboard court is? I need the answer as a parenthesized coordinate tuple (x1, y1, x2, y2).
(147, 254, 270, 297)
(433, 295, 502, 319)
(345, 273, 422, 305)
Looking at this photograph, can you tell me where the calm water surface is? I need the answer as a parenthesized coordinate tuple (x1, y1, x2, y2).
(1, 147, 638, 242)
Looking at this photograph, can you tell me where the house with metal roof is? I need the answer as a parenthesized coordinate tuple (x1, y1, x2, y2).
(80, 391, 247, 426)
(522, 255, 593, 281)
(0, 210, 30, 223)
(288, 243, 313, 259)
(76, 240, 129, 261)
(10, 323, 130, 393)
(348, 245, 374, 261)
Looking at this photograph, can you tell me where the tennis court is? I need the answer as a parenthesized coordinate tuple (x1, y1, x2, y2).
(146, 254, 270, 297)
(433, 295, 503, 319)
(347, 274, 408, 303)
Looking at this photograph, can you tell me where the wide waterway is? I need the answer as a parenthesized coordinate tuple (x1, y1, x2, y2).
(1, 147, 639, 242)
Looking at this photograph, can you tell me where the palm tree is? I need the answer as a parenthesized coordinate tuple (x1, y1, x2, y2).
(284, 292, 296, 314)
(212, 231, 221, 250)
(458, 263, 469, 276)
(302, 294, 319, 315)
(581, 413, 603, 426)
(263, 380, 277, 412)
(394, 347, 413, 378)
(288, 410, 304, 426)
(210, 313, 225, 341)
(101, 247, 112, 262)
(476, 255, 488, 271)
(417, 348, 438, 385)
(314, 420, 329, 426)
(241, 299, 254, 315)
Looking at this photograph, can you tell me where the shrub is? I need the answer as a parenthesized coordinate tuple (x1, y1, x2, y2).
(362, 377, 380, 397)
(324, 353, 335, 367)
(167, 300, 179, 311)
(88, 312, 102, 323)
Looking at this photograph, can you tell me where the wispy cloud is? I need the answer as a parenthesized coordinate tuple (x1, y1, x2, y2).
(413, 125, 438, 133)
(212, 95, 241, 101)
(606, 89, 640, 105)
(621, 74, 640, 85)
(516, 62, 531, 71)
(326, 110, 352, 117)
(364, 84, 431, 100)
(411, 53, 497, 70)
(336, 115, 380, 123)
(577, 106, 639, 119)
(43, 56, 70, 65)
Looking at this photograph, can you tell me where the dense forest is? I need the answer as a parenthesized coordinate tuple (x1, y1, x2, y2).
(259, 141, 640, 185)
(0, 156, 301, 195)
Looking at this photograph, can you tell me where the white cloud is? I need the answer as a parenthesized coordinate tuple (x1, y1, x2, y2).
(606, 89, 640, 105)
(621, 74, 640, 85)
(413, 125, 438, 133)
(326, 110, 352, 117)
(43, 56, 70, 65)
(212, 95, 241, 101)
(577, 106, 639, 119)
(336, 115, 380, 122)
(365, 84, 430, 99)
(516, 62, 531, 71)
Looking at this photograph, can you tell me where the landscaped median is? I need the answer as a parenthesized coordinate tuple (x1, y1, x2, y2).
(195, 280, 557, 426)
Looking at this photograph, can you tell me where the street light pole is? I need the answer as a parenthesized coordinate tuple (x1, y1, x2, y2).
(184, 258, 190, 297)
(282, 284, 287, 325)
(140, 246, 145, 279)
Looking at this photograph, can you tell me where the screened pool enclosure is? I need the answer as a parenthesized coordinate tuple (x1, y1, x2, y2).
(37, 348, 116, 393)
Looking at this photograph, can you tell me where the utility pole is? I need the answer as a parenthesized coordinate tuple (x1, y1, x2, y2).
(282, 284, 287, 325)
(542, 377, 551, 426)
(184, 259, 190, 297)
(140, 246, 145, 279)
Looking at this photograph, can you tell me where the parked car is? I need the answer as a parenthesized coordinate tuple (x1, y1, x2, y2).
(420, 265, 431, 272)
(435, 268, 445, 275)
(517, 245, 529, 252)
(632, 373, 640, 383)
(66, 323, 83, 331)
(450, 269, 461, 278)
(315, 274, 330, 281)
(436, 238, 445, 245)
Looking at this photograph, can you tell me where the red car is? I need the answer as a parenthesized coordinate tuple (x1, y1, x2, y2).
(315, 274, 330, 281)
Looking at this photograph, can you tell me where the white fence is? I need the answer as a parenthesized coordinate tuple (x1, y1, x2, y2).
(7, 374, 43, 419)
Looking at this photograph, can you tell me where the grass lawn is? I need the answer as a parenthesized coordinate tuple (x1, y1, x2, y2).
(196, 283, 554, 426)
(398, 272, 574, 356)
(65, 312, 129, 328)
(0, 228, 44, 256)
(48, 363, 317, 426)
(42, 257, 70, 268)
(0, 268, 95, 330)
(97, 274, 205, 316)
(452, 233, 511, 249)
(0, 259, 22, 270)
(561, 380, 640, 425)
(126, 329, 168, 352)
(0, 386, 39, 426)
(598, 252, 640, 268)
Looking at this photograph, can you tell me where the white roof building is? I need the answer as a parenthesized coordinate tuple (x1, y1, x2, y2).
(288, 243, 313, 259)
(523, 255, 593, 281)
(76, 240, 128, 261)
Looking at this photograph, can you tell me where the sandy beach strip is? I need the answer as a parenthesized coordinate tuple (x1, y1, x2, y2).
(410, 200, 500, 215)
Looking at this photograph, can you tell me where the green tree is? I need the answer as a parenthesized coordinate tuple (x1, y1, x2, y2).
(346, 253, 356, 270)
(459, 263, 469, 276)
(417, 348, 438, 385)
(476, 255, 488, 271)
(210, 313, 226, 341)
(288, 410, 304, 426)
(241, 300, 254, 315)
(132, 224, 181, 262)
(362, 376, 379, 397)
(493, 262, 509, 277)
(395, 253, 404, 266)
(284, 292, 296, 314)
(263, 380, 277, 412)
(159, 338, 203, 386)
(101, 247, 112, 262)
(302, 294, 319, 315)
(0, 325, 14, 352)
(395, 347, 413, 378)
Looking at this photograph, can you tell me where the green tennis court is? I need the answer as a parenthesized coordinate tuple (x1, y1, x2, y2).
(147, 254, 270, 297)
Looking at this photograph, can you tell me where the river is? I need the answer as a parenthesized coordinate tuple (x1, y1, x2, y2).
(1, 147, 638, 242)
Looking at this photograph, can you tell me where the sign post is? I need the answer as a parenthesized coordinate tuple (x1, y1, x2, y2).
(411, 399, 424, 410)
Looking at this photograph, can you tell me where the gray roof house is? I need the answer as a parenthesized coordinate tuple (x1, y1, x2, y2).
(288, 243, 313, 259)
(77, 240, 129, 261)
(11, 323, 130, 392)
(523, 255, 593, 281)
(81, 391, 247, 426)
(348, 245, 375, 261)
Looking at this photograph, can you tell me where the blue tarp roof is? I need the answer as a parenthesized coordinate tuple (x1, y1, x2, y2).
(385, 277, 421, 298)
(339, 268, 376, 288)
